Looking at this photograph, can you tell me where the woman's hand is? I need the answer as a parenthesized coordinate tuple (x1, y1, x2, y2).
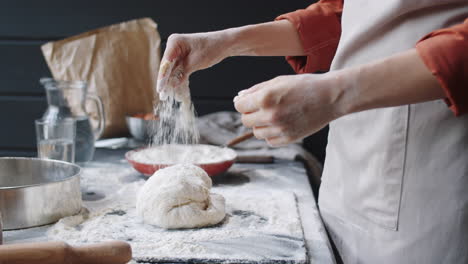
(233, 73, 344, 147)
(157, 32, 231, 101)
(233, 49, 445, 147)
(157, 20, 305, 101)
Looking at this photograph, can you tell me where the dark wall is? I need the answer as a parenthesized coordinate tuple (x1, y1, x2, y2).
(0, 0, 327, 160)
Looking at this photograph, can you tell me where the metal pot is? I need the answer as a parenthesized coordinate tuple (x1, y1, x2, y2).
(125, 115, 158, 141)
(0, 157, 82, 230)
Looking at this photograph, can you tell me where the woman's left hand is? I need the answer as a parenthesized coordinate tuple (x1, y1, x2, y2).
(234, 73, 343, 147)
(234, 49, 447, 147)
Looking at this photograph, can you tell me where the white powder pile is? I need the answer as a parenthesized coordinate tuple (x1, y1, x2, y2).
(151, 60, 200, 146)
(129, 144, 236, 165)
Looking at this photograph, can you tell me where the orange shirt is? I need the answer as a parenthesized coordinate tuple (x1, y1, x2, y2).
(277, 0, 468, 116)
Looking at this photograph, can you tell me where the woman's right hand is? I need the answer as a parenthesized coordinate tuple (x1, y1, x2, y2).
(157, 32, 231, 101)
(157, 20, 305, 101)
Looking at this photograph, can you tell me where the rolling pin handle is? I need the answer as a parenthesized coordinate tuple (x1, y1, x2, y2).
(72, 240, 132, 264)
(0, 240, 132, 264)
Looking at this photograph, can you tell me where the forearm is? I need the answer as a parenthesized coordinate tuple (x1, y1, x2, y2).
(333, 49, 444, 116)
(222, 20, 305, 57)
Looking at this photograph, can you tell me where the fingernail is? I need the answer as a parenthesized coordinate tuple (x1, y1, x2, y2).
(238, 89, 248, 96)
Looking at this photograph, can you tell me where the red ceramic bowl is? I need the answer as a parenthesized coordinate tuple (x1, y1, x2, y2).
(125, 145, 237, 177)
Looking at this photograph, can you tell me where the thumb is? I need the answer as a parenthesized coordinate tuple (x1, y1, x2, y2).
(234, 83, 264, 103)
(237, 83, 263, 97)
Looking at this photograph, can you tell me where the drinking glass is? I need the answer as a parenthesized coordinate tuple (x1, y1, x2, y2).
(35, 119, 76, 163)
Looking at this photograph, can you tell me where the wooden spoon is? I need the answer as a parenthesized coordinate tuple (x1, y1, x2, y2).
(225, 131, 274, 164)
(225, 131, 254, 148)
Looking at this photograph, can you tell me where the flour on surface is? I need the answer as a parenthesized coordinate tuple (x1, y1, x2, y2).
(46, 164, 306, 263)
(129, 144, 236, 165)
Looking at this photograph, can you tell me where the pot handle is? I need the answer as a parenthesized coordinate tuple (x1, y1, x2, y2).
(86, 94, 105, 139)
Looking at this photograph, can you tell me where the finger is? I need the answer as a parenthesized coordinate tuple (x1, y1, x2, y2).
(234, 94, 261, 114)
(237, 83, 264, 96)
(161, 35, 183, 63)
(265, 136, 290, 147)
(157, 78, 169, 100)
(158, 61, 190, 102)
(241, 111, 271, 128)
(169, 65, 190, 94)
(158, 58, 185, 82)
(159, 60, 172, 78)
(253, 126, 284, 140)
(166, 49, 180, 62)
(172, 65, 186, 83)
(157, 60, 175, 93)
(233, 81, 264, 102)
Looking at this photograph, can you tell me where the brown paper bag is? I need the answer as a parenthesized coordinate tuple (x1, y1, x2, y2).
(41, 18, 161, 138)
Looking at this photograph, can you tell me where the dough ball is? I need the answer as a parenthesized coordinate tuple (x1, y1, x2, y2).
(136, 164, 226, 229)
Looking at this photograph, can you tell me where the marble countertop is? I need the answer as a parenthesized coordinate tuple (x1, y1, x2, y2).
(4, 148, 336, 264)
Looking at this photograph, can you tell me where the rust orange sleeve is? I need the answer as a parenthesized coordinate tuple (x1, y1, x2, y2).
(276, 0, 343, 73)
(416, 18, 468, 116)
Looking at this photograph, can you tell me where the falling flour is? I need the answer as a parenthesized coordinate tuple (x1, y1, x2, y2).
(152, 60, 200, 146)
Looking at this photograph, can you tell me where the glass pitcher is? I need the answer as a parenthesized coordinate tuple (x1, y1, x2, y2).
(40, 78, 105, 163)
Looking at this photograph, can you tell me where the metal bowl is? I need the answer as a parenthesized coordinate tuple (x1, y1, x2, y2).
(0, 157, 82, 230)
(126, 115, 158, 141)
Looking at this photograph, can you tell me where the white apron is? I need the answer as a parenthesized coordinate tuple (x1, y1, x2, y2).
(319, 1, 468, 263)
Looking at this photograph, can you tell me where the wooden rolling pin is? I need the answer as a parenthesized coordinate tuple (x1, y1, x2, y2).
(0, 240, 132, 264)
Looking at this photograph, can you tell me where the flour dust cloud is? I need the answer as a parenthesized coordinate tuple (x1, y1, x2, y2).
(150, 96, 200, 146)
